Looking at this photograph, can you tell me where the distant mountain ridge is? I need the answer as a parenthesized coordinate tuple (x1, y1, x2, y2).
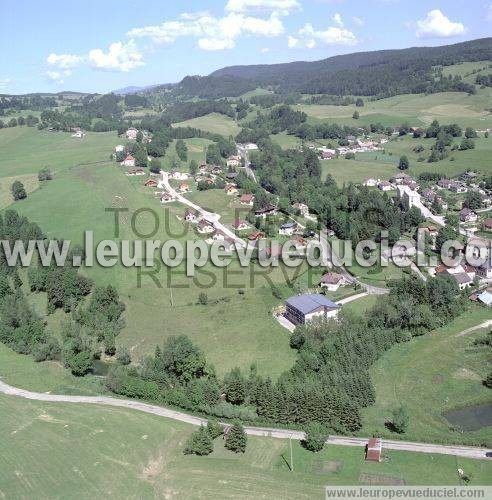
(202, 37, 492, 97)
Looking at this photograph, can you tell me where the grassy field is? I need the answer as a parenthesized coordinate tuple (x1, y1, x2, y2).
(1, 393, 491, 499)
(362, 305, 492, 445)
(172, 113, 241, 137)
(0, 126, 296, 379)
(322, 134, 492, 185)
(297, 88, 492, 129)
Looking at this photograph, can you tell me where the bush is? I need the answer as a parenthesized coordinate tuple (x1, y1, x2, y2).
(303, 422, 328, 452)
(391, 406, 409, 433)
(116, 347, 132, 365)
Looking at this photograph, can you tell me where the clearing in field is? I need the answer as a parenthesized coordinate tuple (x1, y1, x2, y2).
(172, 112, 241, 137)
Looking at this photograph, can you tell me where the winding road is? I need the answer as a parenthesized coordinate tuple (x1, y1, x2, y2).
(0, 379, 489, 459)
(158, 170, 247, 248)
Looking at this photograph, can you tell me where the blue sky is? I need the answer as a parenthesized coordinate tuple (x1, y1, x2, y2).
(1, 0, 491, 94)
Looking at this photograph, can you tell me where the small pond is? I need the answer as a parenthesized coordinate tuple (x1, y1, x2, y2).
(443, 402, 492, 432)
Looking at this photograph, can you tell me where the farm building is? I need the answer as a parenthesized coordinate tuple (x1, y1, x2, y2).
(365, 438, 382, 462)
(459, 208, 478, 223)
(284, 294, 340, 325)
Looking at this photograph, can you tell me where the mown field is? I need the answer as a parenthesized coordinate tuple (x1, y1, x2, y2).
(297, 87, 492, 129)
(172, 112, 241, 137)
(362, 305, 492, 446)
(1, 391, 492, 499)
(0, 126, 296, 378)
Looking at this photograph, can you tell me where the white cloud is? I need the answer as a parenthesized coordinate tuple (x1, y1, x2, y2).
(261, 47, 270, 52)
(128, 12, 284, 51)
(46, 70, 72, 84)
(88, 40, 145, 72)
(352, 16, 365, 27)
(289, 19, 357, 48)
(415, 9, 465, 38)
(225, 0, 300, 15)
(332, 13, 343, 27)
(46, 53, 83, 69)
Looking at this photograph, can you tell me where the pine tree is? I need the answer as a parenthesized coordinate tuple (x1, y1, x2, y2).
(184, 426, 213, 456)
(207, 419, 224, 439)
(225, 421, 247, 453)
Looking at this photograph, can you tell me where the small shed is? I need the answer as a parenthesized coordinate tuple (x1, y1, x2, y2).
(365, 438, 382, 462)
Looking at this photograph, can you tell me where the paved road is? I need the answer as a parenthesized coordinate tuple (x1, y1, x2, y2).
(0, 379, 489, 459)
(158, 171, 247, 248)
(456, 320, 492, 337)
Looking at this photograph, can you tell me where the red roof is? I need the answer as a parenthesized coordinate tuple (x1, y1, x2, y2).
(240, 194, 254, 203)
(366, 438, 382, 461)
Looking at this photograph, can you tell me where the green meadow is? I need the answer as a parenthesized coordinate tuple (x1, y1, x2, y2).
(298, 88, 492, 129)
(1, 390, 491, 499)
(362, 306, 492, 446)
(0, 126, 296, 379)
(172, 112, 241, 137)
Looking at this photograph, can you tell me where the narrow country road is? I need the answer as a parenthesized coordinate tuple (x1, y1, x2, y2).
(456, 320, 492, 337)
(158, 170, 247, 248)
(0, 379, 489, 460)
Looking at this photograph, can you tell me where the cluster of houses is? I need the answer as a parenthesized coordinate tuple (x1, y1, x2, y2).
(314, 137, 384, 160)
(124, 127, 152, 143)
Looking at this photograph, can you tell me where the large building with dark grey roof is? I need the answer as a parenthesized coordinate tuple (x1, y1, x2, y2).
(285, 294, 340, 325)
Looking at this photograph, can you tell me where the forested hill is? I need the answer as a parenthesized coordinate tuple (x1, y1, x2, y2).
(205, 37, 492, 97)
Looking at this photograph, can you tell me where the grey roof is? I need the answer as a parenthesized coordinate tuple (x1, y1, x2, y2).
(477, 291, 492, 306)
(453, 272, 472, 285)
(285, 294, 340, 314)
(280, 221, 297, 229)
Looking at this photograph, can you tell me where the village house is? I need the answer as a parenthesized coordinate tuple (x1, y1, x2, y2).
(437, 264, 474, 290)
(254, 205, 278, 218)
(184, 208, 198, 222)
(279, 221, 298, 236)
(365, 438, 382, 462)
(169, 171, 189, 181)
(319, 272, 345, 291)
(292, 202, 309, 216)
(284, 294, 340, 325)
(321, 151, 334, 160)
(248, 231, 265, 241)
(71, 127, 85, 138)
(397, 185, 419, 208)
(197, 218, 215, 234)
(224, 183, 238, 195)
(226, 155, 241, 168)
(363, 177, 380, 187)
(160, 192, 174, 203)
(114, 144, 125, 153)
(459, 208, 478, 223)
(477, 261, 492, 279)
(198, 162, 208, 173)
(144, 179, 158, 188)
(126, 127, 138, 140)
(212, 230, 226, 242)
(232, 219, 249, 231)
(390, 172, 412, 185)
(378, 181, 392, 192)
(121, 154, 135, 167)
(437, 178, 453, 189)
(449, 181, 467, 194)
(477, 290, 492, 307)
(179, 182, 191, 193)
(290, 235, 308, 250)
(125, 168, 145, 176)
(239, 193, 254, 206)
(483, 218, 492, 231)
(211, 165, 222, 175)
(402, 178, 419, 191)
